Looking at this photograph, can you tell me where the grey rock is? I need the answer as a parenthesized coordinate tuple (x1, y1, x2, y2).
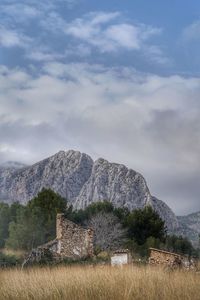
(0, 161, 27, 170)
(74, 158, 152, 211)
(0, 150, 93, 204)
(177, 212, 200, 246)
(151, 197, 179, 232)
(0, 150, 178, 232)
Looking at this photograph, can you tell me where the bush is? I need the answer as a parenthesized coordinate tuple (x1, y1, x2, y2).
(0, 252, 21, 267)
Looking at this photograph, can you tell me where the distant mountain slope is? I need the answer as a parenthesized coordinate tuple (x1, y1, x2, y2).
(177, 212, 200, 246)
(151, 197, 179, 232)
(0, 161, 27, 170)
(0, 150, 178, 232)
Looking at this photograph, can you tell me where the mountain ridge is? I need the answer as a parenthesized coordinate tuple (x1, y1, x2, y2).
(0, 150, 179, 234)
(177, 212, 200, 247)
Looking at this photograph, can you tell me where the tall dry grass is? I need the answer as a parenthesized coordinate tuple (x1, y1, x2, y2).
(0, 265, 199, 300)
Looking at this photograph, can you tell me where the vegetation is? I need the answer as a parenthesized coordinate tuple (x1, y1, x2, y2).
(0, 252, 21, 267)
(0, 189, 198, 263)
(0, 189, 67, 251)
(126, 206, 166, 245)
(165, 235, 196, 256)
(0, 265, 200, 300)
(0, 202, 22, 248)
(70, 202, 198, 257)
(87, 212, 127, 252)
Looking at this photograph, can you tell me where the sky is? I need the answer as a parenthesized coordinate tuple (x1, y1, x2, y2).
(0, 0, 200, 215)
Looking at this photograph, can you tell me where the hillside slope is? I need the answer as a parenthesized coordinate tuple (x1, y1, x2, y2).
(177, 212, 200, 246)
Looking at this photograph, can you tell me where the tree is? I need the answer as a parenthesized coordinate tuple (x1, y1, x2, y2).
(85, 201, 114, 217)
(27, 188, 67, 241)
(69, 201, 115, 225)
(126, 206, 166, 245)
(87, 212, 126, 252)
(6, 189, 67, 250)
(0, 202, 23, 248)
(6, 206, 45, 250)
(165, 235, 195, 256)
(0, 203, 10, 248)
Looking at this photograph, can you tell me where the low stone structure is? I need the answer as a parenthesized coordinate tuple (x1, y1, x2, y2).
(149, 248, 197, 270)
(23, 214, 94, 266)
(111, 249, 132, 266)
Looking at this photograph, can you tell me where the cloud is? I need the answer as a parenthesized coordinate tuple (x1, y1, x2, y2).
(182, 20, 200, 41)
(0, 62, 200, 214)
(64, 44, 91, 57)
(0, 0, 78, 53)
(26, 49, 64, 62)
(0, 0, 78, 14)
(0, 26, 31, 48)
(0, 4, 169, 66)
(0, 3, 40, 23)
(64, 12, 162, 53)
(145, 45, 172, 65)
(104, 24, 142, 50)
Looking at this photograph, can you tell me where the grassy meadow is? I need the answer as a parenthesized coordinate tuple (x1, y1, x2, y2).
(0, 265, 199, 300)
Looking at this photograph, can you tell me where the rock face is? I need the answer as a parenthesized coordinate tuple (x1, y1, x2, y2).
(177, 212, 200, 246)
(151, 197, 179, 232)
(74, 158, 152, 210)
(0, 150, 178, 232)
(0, 151, 93, 205)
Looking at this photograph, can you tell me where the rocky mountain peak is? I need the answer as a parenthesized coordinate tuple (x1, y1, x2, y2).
(0, 150, 179, 232)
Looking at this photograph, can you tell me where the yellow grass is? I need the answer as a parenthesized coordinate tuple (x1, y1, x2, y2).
(1, 248, 25, 259)
(0, 265, 199, 300)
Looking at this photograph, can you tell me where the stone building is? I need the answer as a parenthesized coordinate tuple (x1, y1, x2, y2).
(23, 214, 94, 266)
(149, 248, 197, 270)
(111, 249, 132, 266)
(55, 213, 94, 259)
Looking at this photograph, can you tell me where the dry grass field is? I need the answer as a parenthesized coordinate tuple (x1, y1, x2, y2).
(0, 265, 199, 300)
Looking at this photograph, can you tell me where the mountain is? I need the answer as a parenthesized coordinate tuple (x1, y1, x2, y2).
(0, 150, 178, 231)
(0, 161, 27, 170)
(177, 212, 200, 246)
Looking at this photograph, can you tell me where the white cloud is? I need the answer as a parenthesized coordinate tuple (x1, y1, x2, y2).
(0, 5, 168, 65)
(26, 50, 64, 62)
(89, 11, 120, 25)
(0, 62, 200, 213)
(64, 44, 91, 57)
(64, 12, 162, 53)
(0, 3, 40, 22)
(0, 26, 31, 48)
(182, 20, 200, 41)
(0, 143, 16, 154)
(145, 45, 172, 65)
(105, 24, 141, 49)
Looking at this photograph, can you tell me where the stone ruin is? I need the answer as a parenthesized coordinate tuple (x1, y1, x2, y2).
(23, 214, 94, 266)
(149, 247, 197, 270)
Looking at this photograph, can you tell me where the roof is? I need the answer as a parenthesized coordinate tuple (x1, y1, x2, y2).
(113, 249, 130, 254)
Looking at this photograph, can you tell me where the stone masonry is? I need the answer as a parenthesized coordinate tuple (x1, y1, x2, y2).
(23, 214, 94, 266)
(149, 248, 197, 270)
(55, 213, 94, 259)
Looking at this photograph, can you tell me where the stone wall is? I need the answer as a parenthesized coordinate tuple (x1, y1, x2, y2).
(23, 214, 94, 266)
(149, 248, 197, 270)
(149, 248, 182, 268)
(56, 213, 94, 259)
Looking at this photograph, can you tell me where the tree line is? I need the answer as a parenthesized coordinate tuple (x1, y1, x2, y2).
(0, 188, 198, 258)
